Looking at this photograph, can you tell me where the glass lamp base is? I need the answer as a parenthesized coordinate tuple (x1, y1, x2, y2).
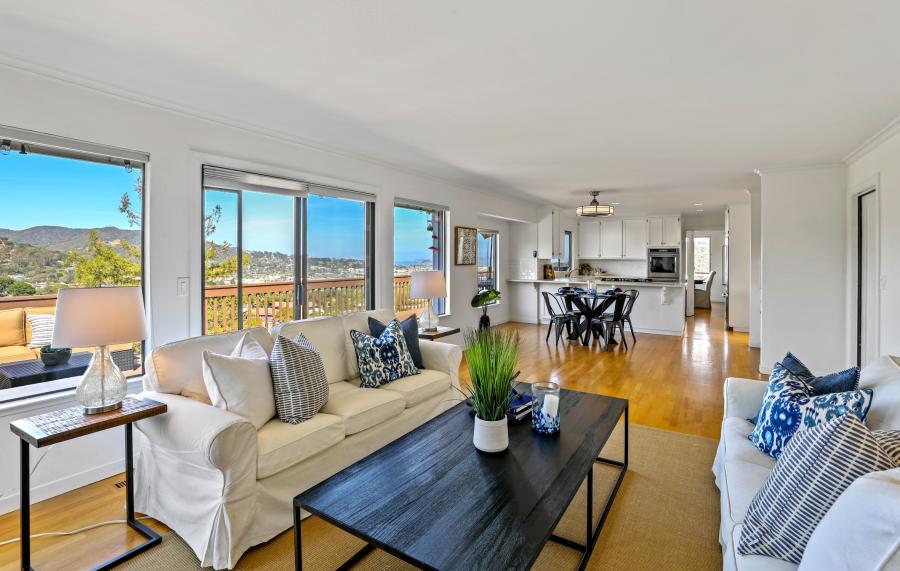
(420, 300, 439, 332)
(77, 345, 127, 415)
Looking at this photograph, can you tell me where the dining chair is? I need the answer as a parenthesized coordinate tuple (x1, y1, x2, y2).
(592, 293, 629, 350)
(542, 291, 578, 345)
(694, 270, 716, 309)
(622, 289, 639, 344)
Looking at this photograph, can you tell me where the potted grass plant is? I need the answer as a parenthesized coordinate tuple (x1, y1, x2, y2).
(462, 328, 519, 453)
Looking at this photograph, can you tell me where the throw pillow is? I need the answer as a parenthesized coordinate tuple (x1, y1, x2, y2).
(739, 415, 898, 564)
(269, 334, 329, 424)
(748, 363, 872, 458)
(781, 352, 860, 395)
(232, 333, 269, 360)
(201, 350, 276, 429)
(369, 314, 424, 369)
(350, 319, 419, 388)
(26, 314, 55, 349)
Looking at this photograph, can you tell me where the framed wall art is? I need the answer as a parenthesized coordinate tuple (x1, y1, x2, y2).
(454, 226, 477, 265)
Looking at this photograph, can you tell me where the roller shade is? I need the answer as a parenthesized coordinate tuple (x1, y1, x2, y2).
(0, 124, 148, 167)
(203, 165, 308, 196)
(308, 183, 375, 203)
(394, 197, 449, 212)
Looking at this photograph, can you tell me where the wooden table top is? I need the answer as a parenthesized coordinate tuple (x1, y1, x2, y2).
(295, 388, 627, 571)
(10, 396, 167, 448)
(417, 326, 461, 340)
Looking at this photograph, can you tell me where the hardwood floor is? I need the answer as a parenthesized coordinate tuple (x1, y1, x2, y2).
(0, 302, 762, 570)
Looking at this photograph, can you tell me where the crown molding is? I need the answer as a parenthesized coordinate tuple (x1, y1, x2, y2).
(753, 162, 845, 176)
(0, 54, 543, 207)
(843, 113, 900, 165)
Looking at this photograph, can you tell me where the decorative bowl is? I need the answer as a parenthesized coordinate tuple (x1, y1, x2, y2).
(40, 347, 71, 367)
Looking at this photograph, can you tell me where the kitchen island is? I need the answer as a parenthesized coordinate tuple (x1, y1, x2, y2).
(506, 278, 686, 336)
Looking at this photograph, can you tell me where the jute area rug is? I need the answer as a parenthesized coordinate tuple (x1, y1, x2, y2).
(123, 423, 722, 570)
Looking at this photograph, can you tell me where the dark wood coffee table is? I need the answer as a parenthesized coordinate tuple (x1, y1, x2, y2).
(293, 388, 628, 571)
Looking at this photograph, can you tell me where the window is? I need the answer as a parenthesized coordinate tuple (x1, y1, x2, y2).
(202, 167, 374, 334)
(0, 129, 146, 399)
(693, 236, 711, 278)
(554, 230, 573, 271)
(393, 202, 446, 317)
(477, 230, 499, 294)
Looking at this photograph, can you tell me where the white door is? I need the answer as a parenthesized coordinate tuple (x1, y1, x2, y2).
(647, 217, 663, 246)
(858, 190, 879, 366)
(578, 220, 600, 259)
(599, 219, 623, 258)
(662, 216, 681, 246)
(622, 218, 647, 259)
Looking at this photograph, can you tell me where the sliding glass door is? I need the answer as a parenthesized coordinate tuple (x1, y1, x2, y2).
(202, 167, 373, 334)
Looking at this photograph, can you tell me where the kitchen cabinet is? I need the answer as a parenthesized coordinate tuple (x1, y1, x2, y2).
(578, 219, 600, 259)
(648, 217, 663, 247)
(537, 209, 562, 259)
(647, 215, 682, 247)
(623, 218, 647, 259)
(599, 219, 623, 259)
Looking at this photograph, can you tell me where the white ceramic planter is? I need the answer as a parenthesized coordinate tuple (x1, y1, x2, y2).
(473, 416, 509, 453)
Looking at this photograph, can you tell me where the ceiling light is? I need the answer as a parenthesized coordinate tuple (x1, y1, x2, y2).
(611, 202, 621, 206)
(693, 202, 704, 206)
(696, 209, 705, 212)
(576, 191, 614, 217)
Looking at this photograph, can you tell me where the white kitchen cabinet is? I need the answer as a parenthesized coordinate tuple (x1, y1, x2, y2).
(578, 219, 601, 259)
(663, 215, 681, 247)
(648, 217, 663, 247)
(537, 209, 562, 259)
(623, 218, 647, 259)
(599, 218, 623, 259)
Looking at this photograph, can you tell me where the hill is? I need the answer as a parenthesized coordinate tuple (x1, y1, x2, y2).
(0, 226, 141, 252)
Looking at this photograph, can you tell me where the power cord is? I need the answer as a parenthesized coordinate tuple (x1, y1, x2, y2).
(0, 516, 152, 547)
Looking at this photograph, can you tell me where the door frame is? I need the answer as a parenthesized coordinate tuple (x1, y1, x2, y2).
(848, 174, 880, 367)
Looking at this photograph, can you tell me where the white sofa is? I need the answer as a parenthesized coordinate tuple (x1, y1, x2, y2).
(713, 356, 900, 571)
(133, 309, 463, 570)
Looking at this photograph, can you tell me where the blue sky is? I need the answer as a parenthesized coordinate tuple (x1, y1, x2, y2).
(1, 152, 433, 264)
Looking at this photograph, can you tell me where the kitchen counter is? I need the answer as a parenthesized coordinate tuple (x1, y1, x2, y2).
(506, 278, 685, 289)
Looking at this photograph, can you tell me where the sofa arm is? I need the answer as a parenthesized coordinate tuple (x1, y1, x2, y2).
(419, 340, 463, 390)
(723, 377, 768, 421)
(135, 391, 257, 475)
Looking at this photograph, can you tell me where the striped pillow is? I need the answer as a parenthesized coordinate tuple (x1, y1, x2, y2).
(739, 414, 899, 563)
(269, 334, 329, 424)
(26, 314, 55, 349)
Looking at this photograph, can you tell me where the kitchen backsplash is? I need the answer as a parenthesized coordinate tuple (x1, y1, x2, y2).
(509, 257, 538, 279)
(579, 259, 647, 278)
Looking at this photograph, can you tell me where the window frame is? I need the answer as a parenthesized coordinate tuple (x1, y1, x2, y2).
(476, 229, 500, 302)
(0, 126, 148, 404)
(393, 201, 448, 316)
(555, 230, 573, 272)
(693, 235, 712, 278)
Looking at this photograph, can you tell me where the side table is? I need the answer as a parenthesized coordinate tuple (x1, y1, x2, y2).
(9, 396, 167, 571)
(417, 326, 461, 341)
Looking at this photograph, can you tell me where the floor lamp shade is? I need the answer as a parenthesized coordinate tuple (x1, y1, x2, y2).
(52, 287, 147, 414)
(410, 271, 445, 332)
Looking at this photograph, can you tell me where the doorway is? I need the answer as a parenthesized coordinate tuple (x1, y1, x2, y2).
(857, 189, 878, 367)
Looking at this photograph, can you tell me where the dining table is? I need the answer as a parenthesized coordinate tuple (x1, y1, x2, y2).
(563, 291, 618, 346)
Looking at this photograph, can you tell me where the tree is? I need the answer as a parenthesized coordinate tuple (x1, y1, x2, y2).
(7, 280, 36, 296)
(118, 176, 143, 228)
(205, 240, 249, 282)
(66, 231, 141, 287)
(0, 275, 13, 296)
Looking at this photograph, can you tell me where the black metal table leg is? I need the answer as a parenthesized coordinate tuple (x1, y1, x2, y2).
(21, 438, 33, 571)
(294, 504, 303, 571)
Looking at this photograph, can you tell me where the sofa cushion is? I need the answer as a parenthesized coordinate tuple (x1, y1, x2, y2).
(341, 309, 394, 379)
(379, 369, 450, 408)
(0, 308, 25, 347)
(859, 355, 900, 431)
(256, 413, 345, 479)
(799, 467, 900, 571)
(146, 327, 273, 403)
(322, 381, 405, 435)
(350, 320, 419, 388)
(0, 345, 35, 365)
(201, 349, 275, 429)
(270, 334, 329, 424)
(369, 315, 424, 369)
(271, 316, 348, 384)
(720, 459, 773, 531)
(723, 418, 777, 469)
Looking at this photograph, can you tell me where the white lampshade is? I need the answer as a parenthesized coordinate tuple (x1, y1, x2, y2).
(52, 286, 147, 348)
(410, 270, 446, 299)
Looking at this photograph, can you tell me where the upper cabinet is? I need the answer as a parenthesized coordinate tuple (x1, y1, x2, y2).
(537, 209, 563, 259)
(647, 215, 681, 247)
(599, 218, 624, 259)
(578, 219, 601, 259)
(622, 218, 647, 259)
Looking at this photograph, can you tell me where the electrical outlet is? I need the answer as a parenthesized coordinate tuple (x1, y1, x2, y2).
(177, 277, 190, 297)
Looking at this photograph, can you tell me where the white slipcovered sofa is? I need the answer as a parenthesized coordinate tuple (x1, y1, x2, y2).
(713, 356, 900, 571)
(133, 309, 463, 570)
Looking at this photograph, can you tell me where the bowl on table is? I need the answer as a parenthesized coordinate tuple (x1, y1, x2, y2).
(40, 346, 72, 367)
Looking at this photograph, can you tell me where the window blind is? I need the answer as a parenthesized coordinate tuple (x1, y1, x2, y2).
(308, 183, 375, 203)
(0, 124, 148, 167)
(202, 165, 309, 196)
(394, 197, 449, 212)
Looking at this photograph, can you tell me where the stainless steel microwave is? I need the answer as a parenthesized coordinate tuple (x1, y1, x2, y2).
(648, 248, 679, 280)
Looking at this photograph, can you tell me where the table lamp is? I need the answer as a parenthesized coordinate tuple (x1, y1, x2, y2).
(410, 270, 445, 332)
(52, 286, 147, 414)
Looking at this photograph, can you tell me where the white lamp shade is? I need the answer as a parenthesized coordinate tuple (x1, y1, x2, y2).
(410, 270, 446, 299)
(52, 286, 147, 348)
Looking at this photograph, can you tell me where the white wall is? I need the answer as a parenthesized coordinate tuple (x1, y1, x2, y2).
(0, 64, 539, 513)
(758, 166, 847, 374)
(727, 204, 751, 332)
(846, 123, 900, 362)
(749, 188, 762, 348)
(476, 215, 511, 326)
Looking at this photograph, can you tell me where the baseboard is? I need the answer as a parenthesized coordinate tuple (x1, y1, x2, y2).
(0, 458, 124, 516)
(748, 338, 760, 348)
(731, 326, 749, 333)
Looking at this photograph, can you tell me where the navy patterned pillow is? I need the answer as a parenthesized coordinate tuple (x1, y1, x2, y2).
(350, 319, 419, 388)
(781, 352, 860, 395)
(748, 363, 873, 459)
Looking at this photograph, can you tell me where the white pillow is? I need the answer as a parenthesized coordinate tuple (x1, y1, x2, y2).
(27, 314, 55, 349)
(232, 333, 269, 360)
(799, 467, 900, 571)
(201, 348, 275, 430)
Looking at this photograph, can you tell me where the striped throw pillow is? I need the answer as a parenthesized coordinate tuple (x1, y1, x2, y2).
(26, 314, 55, 349)
(269, 333, 329, 424)
(739, 414, 899, 563)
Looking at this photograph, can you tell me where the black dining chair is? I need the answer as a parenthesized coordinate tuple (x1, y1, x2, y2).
(542, 291, 578, 345)
(592, 293, 629, 350)
(622, 289, 639, 344)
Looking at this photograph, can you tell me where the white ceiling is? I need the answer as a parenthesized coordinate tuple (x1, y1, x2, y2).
(2, 1, 900, 218)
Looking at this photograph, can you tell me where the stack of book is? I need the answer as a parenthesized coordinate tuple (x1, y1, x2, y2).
(508, 393, 535, 423)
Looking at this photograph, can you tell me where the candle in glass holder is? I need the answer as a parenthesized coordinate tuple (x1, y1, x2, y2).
(531, 382, 561, 435)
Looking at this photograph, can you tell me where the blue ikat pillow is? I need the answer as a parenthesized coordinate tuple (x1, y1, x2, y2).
(350, 319, 419, 388)
(748, 363, 873, 459)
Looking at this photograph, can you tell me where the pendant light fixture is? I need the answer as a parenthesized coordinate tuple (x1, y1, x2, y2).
(576, 191, 614, 217)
